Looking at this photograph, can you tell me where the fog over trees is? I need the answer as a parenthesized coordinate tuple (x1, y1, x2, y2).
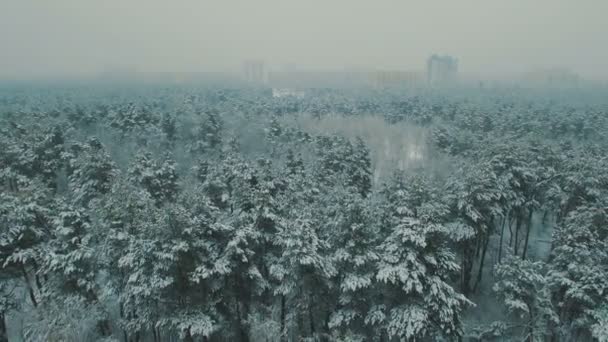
(2, 1, 608, 340)
(0, 83, 607, 341)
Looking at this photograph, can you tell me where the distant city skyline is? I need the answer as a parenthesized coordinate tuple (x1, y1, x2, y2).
(1, 0, 607, 80)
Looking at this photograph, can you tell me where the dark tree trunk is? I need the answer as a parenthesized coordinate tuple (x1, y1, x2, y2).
(514, 215, 522, 255)
(474, 235, 482, 258)
(308, 296, 316, 337)
(542, 210, 549, 225)
(498, 215, 506, 264)
(98, 319, 112, 337)
(184, 327, 194, 342)
(130, 310, 141, 342)
(380, 330, 388, 342)
(508, 216, 514, 247)
(152, 325, 158, 342)
(280, 295, 287, 342)
(134, 330, 140, 342)
(473, 233, 490, 293)
(548, 318, 559, 342)
(21, 265, 38, 307)
(120, 302, 128, 342)
(461, 242, 475, 297)
(235, 294, 249, 342)
(321, 309, 331, 342)
(31, 260, 43, 291)
(527, 309, 535, 342)
(522, 209, 534, 259)
(0, 313, 7, 342)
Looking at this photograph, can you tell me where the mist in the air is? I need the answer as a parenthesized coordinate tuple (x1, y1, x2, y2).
(1, 0, 608, 80)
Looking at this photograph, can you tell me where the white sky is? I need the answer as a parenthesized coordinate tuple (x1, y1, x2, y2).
(1, 0, 607, 79)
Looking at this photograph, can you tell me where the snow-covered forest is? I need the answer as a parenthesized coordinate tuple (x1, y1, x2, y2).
(1, 83, 608, 341)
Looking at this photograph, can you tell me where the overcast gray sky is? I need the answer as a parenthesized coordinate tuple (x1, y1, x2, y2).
(1, 0, 607, 79)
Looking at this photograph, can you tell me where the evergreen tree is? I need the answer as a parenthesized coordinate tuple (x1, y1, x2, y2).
(547, 202, 608, 340)
(373, 176, 472, 340)
(494, 256, 558, 342)
(67, 138, 119, 207)
(128, 151, 179, 205)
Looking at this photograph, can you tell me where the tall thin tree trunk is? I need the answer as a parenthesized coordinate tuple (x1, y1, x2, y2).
(527, 307, 535, 342)
(98, 319, 112, 337)
(31, 260, 43, 290)
(184, 327, 194, 342)
(235, 294, 249, 342)
(548, 318, 559, 342)
(522, 209, 534, 259)
(514, 215, 522, 255)
(474, 235, 482, 258)
(280, 295, 287, 342)
(508, 216, 514, 247)
(21, 265, 38, 307)
(322, 308, 331, 342)
(308, 295, 315, 337)
(461, 243, 474, 297)
(498, 215, 506, 264)
(0, 313, 7, 342)
(130, 310, 141, 342)
(473, 234, 490, 293)
(298, 308, 305, 340)
(120, 302, 128, 342)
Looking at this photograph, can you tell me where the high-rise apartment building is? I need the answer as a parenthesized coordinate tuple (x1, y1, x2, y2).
(427, 55, 458, 86)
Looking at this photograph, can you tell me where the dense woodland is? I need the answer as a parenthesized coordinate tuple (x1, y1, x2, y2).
(1, 83, 607, 341)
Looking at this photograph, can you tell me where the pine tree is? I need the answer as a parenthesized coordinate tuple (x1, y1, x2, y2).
(67, 138, 118, 207)
(0, 283, 16, 342)
(42, 203, 98, 298)
(271, 211, 336, 341)
(0, 179, 54, 309)
(446, 162, 503, 296)
(190, 109, 223, 154)
(591, 306, 608, 342)
(547, 202, 608, 340)
(327, 193, 380, 341)
(494, 256, 558, 342)
(373, 176, 472, 340)
(128, 151, 179, 205)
